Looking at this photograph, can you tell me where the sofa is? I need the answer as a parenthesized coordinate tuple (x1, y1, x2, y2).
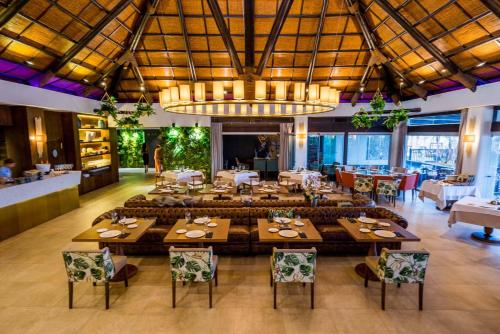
(123, 193, 376, 208)
(92, 206, 406, 256)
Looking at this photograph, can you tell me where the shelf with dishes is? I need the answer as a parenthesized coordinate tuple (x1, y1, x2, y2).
(77, 114, 108, 129)
(81, 153, 111, 170)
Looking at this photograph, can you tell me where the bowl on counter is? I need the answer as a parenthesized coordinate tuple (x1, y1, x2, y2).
(35, 164, 51, 173)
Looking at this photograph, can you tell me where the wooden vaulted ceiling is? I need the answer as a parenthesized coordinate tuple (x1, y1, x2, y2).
(0, 0, 498, 104)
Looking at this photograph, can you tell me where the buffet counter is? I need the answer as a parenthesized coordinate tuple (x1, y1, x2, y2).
(0, 171, 81, 241)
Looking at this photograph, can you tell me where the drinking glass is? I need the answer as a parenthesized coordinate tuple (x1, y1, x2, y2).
(360, 212, 366, 220)
(111, 211, 118, 224)
(185, 211, 191, 224)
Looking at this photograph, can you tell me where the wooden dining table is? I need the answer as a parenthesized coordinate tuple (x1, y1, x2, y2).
(72, 218, 156, 281)
(164, 218, 231, 247)
(337, 217, 420, 280)
(257, 218, 323, 248)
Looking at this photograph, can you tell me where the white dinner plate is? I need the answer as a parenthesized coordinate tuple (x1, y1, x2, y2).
(377, 222, 390, 227)
(127, 224, 138, 229)
(96, 228, 108, 233)
(274, 217, 291, 224)
(359, 228, 371, 233)
(99, 230, 121, 238)
(194, 217, 210, 225)
(358, 217, 377, 224)
(186, 230, 206, 238)
(268, 227, 279, 233)
(278, 230, 299, 238)
(374, 230, 396, 238)
(119, 218, 137, 225)
(213, 189, 226, 193)
(176, 229, 187, 234)
(207, 222, 218, 227)
(294, 221, 305, 226)
(320, 189, 331, 193)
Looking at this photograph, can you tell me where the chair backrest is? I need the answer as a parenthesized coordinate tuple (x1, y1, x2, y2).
(398, 174, 417, 190)
(190, 175, 203, 184)
(335, 168, 342, 183)
(62, 247, 115, 283)
(169, 246, 214, 282)
(373, 175, 393, 189)
(377, 248, 430, 284)
(354, 177, 373, 192)
(341, 171, 356, 188)
(392, 166, 408, 174)
(412, 171, 420, 189)
(271, 247, 317, 283)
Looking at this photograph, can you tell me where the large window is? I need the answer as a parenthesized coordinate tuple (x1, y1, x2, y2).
(307, 134, 344, 170)
(490, 135, 500, 197)
(346, 134, 391, 168)
(405, 135, 458, 179)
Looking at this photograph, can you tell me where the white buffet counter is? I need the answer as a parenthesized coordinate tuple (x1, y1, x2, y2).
(0, 171, 81, 208)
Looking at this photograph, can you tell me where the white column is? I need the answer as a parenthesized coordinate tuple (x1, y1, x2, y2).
(461, 106, 494, 197)
(294, 116, 308, 169)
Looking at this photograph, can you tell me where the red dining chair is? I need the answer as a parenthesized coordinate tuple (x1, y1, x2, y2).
(340, 172, 356, 193)
(398, 174, 418, 202)
(335, 168, 343, 189)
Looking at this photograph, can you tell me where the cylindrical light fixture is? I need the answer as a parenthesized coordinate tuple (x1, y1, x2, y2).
(194, 82, 206, 101)
(170, 86, 179, 103)
(255, 80, 266, 100)
(329, 88, 339, 105)
(320, 86, 330, 104)
(294, 82, 306, 101)
(159, 88, 171, 107)
(212, 81, 225, 101)
(275, 81, 287, 100)
(307, 84, 320, 102)
(233, 80, 245, 100)
(179, 84, 191, 103)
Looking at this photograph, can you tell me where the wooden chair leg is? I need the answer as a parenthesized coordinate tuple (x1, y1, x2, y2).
(124, 265, 129, 288)
(364, 265, 369, 288)
(381, 281, 386, 310)
(303, 282, 306, 287)
(270, 269, 273, 287)
(171, 279, 176, 308)
(105, 281, 110, 310)
(273, 283, 277, 309)
(214, 267, 218, 287)
(419, 282, 424, 311)
(311, 282, 315, 309)
(68, 281, 73, 309)
(92, 282, 96, 287)
(209, 279, 213, 308)
(397, 283, 401, 288)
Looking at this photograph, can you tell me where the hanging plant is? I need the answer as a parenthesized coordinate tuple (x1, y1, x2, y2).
(134, 94, 155, 117)
(384, 107, 409, 130)
(369, 90, 386, 116)
(351, 108, 374, 129)
(116, 115, 141, 129)
(94, 92, 118, 118)
(352, 90, 386, 129)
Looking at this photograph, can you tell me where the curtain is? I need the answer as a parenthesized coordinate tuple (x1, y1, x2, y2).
(389, 120, 408, 168)
(455, 109, 468, 174)
(279, 123, 293, 171)
(210, 122, 223, 182)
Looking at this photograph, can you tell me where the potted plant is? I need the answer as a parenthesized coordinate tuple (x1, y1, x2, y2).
(94, 93, 118, 118)
(352, 90, 385, 130)
(384, 107, 409, 130)
(303, 175, 320, 207)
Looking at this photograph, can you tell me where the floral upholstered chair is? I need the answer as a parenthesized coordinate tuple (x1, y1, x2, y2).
(354, 177, 373, 195)
(62, 247, 128, 309)
(364, 248, 430, 310)
(270, 247, 317, 309)
(169, 246, 218, 308)
(376, 179, 401, 206)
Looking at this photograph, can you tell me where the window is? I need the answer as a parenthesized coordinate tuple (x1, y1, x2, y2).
(307, 134, 344, 170)
(347, 134, 390, 168)
(490, 135, 500, 197)
(405, 135, 458, 178)
(407, 113, 461, 126)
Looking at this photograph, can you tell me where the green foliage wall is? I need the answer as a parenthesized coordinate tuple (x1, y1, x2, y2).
(118, 129, 145, 167)
(161, 127, 211, 179)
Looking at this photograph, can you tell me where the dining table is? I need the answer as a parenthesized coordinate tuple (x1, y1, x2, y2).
(72, 218, 156, 281)
(449, 196, 500, 243)
(419, 180, 481, 210)
(216, 170, 259, 187)
(337, 217, 420, 281)
(148, 184, 187, 195)
(201, 185, 235, 200)
(164, 218, 231, 247)
(257, 218, 323, 249)
(162, 169, 204, 183)
(255, 186, 281, 200)
(279, 170, 322, 187)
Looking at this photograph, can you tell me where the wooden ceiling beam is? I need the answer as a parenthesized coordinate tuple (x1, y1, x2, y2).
(374, 0, 477, 91)
(206, 0, 244, 75)
(306, 0, 328, 85)
(256, 0, 294, 76)
(0, 0, 29, 29)
(480, 0, 500, 18)
(243, 0, 255, 68)
(176, 0, 197, 81)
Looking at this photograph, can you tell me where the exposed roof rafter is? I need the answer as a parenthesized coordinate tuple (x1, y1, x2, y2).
(0, 0, 30, 29)
(244, 0, 255, 69)
(306, 0, 328, 85)
(479, 0, 500, 18)
(176, 0, 197, 82)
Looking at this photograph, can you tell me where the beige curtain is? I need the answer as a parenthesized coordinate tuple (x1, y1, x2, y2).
(455, 109, 468, 174)
(211, 122, 223, 182)
(279, 123, 293, 171)
(389, 120, 408, 168)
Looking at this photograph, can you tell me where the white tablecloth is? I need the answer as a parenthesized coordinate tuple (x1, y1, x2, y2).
(448, 196, 500, 229)
(418, 180, 481, 210)
(216, 170, 259, 186)
(162, 170, 203, 183)
(279, 171, 322, 186)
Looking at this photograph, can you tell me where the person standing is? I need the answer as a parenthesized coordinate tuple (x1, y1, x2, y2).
(154, 144, 163, 176)
(141, 142, 149, 174)
(0, 158, 16, 184)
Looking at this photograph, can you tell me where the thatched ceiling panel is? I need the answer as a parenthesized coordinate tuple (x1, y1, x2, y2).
(270, 68, 293, 78)
(165, 36, 186, 50)
(194, 68, 213, 79)
(172, 67, 190, 77)
(477, 15, 500, 34)
(38, 7, 72, 32)
(205, 36, 226, 51)
(192, 53, 211, 66)
(142, 36, 165, 50)
(291, 68, 307, 79)
(189, 36, 208, 50)
(319, 36, 341, 50)
(80, 4, 107, 26)
(459, 0, 489, 17)
(168, 52, 188, 66)
(254, 18, 274, 34)
(158, 17, 182, 34)
(20, 0, 50, 19)
(293, 53, 312, 67)
(272, 54, 293, 67)
(340, 35, 363, 49)
(22, 24, 57, 47)
(210, 53, 232, 66)
(274, 36, 296, 51)
(62, 21, 89, 41)
(232, 37, 245, 52)
(255, 0, 277, 15)
(181, 0, 204, 15)
(2, 15, 31, 35)
(281, 18, 299, 34)
(323, 16, 347, 34)
(229, 18, 244, 35)
(144, 17, 161, 34)
(452, 23, 492, 46)
(211, 67, 238, 78)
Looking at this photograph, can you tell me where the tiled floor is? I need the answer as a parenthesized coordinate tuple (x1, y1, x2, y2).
(1, 172, 500, 334)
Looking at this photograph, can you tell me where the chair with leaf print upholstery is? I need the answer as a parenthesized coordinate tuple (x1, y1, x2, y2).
(62, 247, 128, 309)
(364, 248, 430, 310)
(270, 247, 317, 309)
(354, 177, 373, 197)
(376, 179, 400, 206)
(169, 246, 218, 308)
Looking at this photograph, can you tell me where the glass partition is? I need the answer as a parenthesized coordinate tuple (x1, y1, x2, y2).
(307, 134, 344, 170)
(346, 134, 390, 169)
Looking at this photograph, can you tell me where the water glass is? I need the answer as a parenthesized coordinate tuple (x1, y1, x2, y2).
(360, 212, 366, 219)
(111, 211, 118, 224)
(185, 211, 191, 223)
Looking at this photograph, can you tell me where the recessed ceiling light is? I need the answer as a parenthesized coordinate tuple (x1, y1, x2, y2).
(440, 69, 447, 73)
(25, 60, 34, 66)
(83, 78, 89, 83)
(140, 85, 145, 91)
(418, 80, 425, 85)
(399, 82, 404, 87)
(223, 90, 227, 94)
(359, 87, 365, 92)
(100, 81, 106, 87)
(476, 62, 486, 68)
(496, 38, 500, 47)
